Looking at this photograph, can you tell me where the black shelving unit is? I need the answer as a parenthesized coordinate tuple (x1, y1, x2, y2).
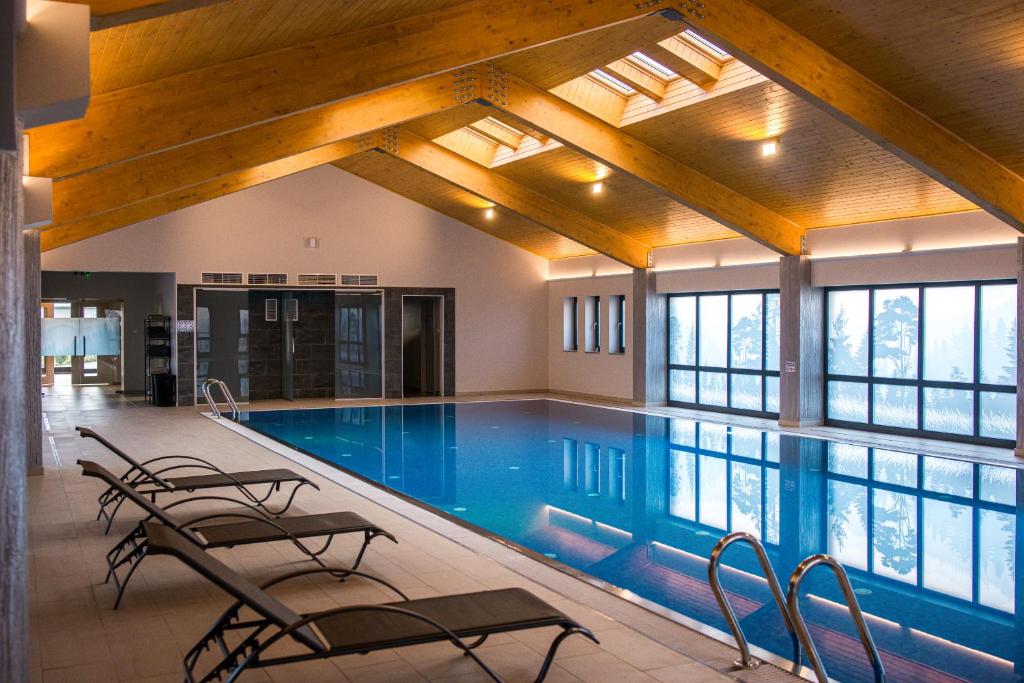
(144, 314, 172, 403)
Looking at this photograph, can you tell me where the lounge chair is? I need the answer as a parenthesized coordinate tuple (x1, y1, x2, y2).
(77, 426, 318, 532)
(79, 459, 396, 608)
(142, 521, 597, 682)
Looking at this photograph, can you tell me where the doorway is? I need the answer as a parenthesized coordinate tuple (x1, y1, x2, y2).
(402, 295, 443, 397)
(41, 298, 123, 388)
(336, 292, 383, 398)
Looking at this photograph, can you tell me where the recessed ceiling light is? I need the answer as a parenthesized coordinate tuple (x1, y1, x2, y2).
(761, 139, 779, 157)
(591, 181, 604, 195)
(484, 207, 495, 220)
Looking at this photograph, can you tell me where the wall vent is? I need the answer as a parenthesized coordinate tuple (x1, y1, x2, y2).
(201, 272, 243, 285)
(284, 298, 299, 322)
(297, 273, 337, 286)
(339, 274, 379, 287)
(264, 298, 278, 322)
(248, 273, 288, 285)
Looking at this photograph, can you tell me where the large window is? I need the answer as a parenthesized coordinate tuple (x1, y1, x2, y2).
(667, 290, 780, 417)
(826, 281, 1016, 445)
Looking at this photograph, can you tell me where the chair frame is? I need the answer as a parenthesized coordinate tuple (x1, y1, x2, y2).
(80, 460, 395, 608)
(78, 426, 319, 532)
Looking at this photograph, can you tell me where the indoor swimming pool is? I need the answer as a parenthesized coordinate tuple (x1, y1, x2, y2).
(237, 399, 1021, 683)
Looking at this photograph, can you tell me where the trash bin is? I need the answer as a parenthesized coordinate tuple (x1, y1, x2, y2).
(152, 373, 176, 407)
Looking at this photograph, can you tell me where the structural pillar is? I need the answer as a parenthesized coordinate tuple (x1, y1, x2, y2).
(0, 125, 28, 682)
(779, 255, 824, 427)
(632, 268, 666, 406)
(1016, 237, 1024, 456)
(25, 228, 41, 476)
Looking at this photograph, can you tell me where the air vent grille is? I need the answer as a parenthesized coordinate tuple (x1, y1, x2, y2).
(264, 298, 278, 322)
(201, 272, 243, 285)
(284, 298, 299, 322)
(248, 273, 288, 285)
(339, 274, 379, 287)
(297, 273, 337, 286)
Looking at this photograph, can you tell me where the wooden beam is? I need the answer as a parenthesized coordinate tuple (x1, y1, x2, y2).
(680, 0, 1024, 232)
(467, 118, 524, 150)
(603, 59, 666, 101)
(644, 35, 721, 86)
(486, 66, 804, 254)
(84, 0, 234, 30)
(29, 0, 670, 178)
(383, 128, 651, 268)
(41, 139, 361, 251)
(51, 73, 459, 223)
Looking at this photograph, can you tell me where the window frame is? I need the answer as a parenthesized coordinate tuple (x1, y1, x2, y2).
(666, 288, 781, 418)
(823, 279, 1016, 447)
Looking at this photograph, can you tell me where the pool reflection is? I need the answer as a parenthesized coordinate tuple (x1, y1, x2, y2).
(240, 400, 1022, 683)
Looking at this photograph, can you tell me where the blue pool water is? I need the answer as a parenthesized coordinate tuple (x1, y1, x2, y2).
(238, 400, 1021, 682)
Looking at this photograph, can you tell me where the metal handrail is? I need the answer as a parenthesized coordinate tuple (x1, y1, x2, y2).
(708, 532, 800, 670)
(786, 554, 886, 683)
(202, 378, 240, 419)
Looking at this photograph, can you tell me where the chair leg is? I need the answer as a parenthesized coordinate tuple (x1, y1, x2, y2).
(111, 545, 147, 610)
(103, 495, 128, 535)
(534, 626, 599, 683)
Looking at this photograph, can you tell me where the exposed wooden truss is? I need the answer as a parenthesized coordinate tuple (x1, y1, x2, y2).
(28, 0, 666, 178)
(679, 0, 1024, 232)
(41, 139, 363, 251)
(377, 129, 651, 268)
(480, 65, 805, 255)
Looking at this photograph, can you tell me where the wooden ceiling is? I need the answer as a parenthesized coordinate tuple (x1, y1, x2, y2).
(34, 0, 1024, 263)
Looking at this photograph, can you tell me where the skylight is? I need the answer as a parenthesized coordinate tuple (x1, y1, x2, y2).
(683, 29, 730, 59)
(628, 52, 677, 79)
(590, 69, 636, 94)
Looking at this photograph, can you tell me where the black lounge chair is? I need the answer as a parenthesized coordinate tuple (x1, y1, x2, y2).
(80, 460, 396, 608)
(142, 522, 597, 682)
(77, 426, 318, 532)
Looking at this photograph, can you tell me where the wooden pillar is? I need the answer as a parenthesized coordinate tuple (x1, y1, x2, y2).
(631, 268, 666, 406)
(0, 124, 27, 682)
(25, 229, 41, 476)
(1016, 237, 1024, 456)
(779, 255, 824, 427)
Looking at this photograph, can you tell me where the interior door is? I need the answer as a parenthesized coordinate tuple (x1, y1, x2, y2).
(195, 289, 250, 403)
(335, 292, 383, 398)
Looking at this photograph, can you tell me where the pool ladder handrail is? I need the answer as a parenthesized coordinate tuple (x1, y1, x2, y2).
(202, 378, 240, 419)
(708, 532, 800, 670)
(787, 553, 886, 683)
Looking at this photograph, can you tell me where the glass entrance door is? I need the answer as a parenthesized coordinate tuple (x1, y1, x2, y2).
(41, 299, 123, 387)
(335, 292, 383, 398)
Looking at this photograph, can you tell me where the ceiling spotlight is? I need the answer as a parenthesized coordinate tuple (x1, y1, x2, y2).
(591, 181, 604, 195)
(484, 207, 495, 220)
(761, 139, 779, 157)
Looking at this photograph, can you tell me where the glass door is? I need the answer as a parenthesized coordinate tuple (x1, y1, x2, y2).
(335, 292, 383, 398)
(195, 289, 250, 403)
(40, 299, 123, 387)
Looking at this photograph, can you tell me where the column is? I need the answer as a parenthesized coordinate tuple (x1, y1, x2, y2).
(631, 268, 666, 406)
(24, 228, 41, 476)
(0, 125, 28, 682)
(779, 255, 824, 427)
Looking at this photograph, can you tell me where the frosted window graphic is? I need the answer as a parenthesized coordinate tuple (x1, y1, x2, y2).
(825, 281, 1016, 442)
(668, 290, 780, 415)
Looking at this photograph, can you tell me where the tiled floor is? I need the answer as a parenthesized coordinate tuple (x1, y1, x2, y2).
(29, 385, 805, 682)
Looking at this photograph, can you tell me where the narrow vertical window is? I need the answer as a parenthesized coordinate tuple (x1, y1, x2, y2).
(562, 297, 578, 352)
(584, 296, 600, 352)
(608, 294, 626, 354)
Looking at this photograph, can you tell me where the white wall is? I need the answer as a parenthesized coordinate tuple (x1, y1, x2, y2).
(43, 165, 550, 394)
(547, 275, 633, 400)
